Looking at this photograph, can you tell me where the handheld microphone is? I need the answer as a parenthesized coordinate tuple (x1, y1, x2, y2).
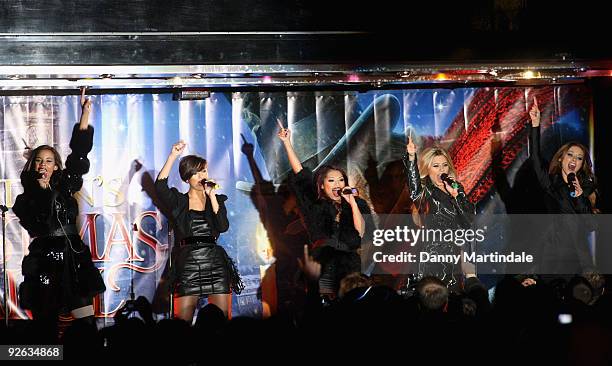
(200, 179, 221, 190)
(341, 187, 359, 195)
(567, 173, 577, 198)
(332, 187, 358, 196)
(440, 173, 460, 189)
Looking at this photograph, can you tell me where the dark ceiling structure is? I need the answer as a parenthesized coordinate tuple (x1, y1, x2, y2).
(0, 0, 610, 90)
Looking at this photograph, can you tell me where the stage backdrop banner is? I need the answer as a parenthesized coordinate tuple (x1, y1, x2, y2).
(0, 85, 593, 322)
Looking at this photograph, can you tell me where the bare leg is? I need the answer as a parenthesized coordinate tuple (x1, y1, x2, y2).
(208, 294, 232, 318)
(174, 295, 199, 323)
(70, 297, 96, 327)
(70, 305, 94, 319)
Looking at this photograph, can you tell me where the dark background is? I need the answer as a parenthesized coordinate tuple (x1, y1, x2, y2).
(0, 0, 610, 64)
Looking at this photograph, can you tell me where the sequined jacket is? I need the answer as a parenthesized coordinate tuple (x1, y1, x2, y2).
(402, 154, 475, 230)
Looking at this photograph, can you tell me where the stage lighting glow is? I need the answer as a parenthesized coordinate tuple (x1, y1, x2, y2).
(521, 70, 536, 79)
(174, 90, 210, 100)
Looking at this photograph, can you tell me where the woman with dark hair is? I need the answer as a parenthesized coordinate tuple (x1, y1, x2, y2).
(13, 90, 105, 327)
(155, 140, 243, 322)
(403, 133, 476, 290)
(528, 97, 598, 275)
(277, 125, 370, 297)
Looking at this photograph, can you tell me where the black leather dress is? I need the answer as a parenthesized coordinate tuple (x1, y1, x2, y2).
(173, 211, 242, 296)
(154, 178, 244, 296)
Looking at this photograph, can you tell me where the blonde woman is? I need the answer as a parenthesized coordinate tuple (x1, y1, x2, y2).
(403, 134, 475, 289)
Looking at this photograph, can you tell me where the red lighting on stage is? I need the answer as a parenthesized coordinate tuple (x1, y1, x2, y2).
(348, 74, 360, 82)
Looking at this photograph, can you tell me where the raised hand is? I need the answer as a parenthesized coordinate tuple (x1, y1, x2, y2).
(240, 133, 254, 156)
(406, 131, 417, 160)
(276, 118, 291, 142)
(529, 96, 540, 127)
(80, 87, 92, 111)
(80, 87, 87, 107)
(78, 87, 92, 130)
(297, 245, 321, 281)
(170, 140, 187, 158)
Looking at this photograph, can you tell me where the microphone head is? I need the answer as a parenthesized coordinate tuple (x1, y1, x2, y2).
(567, 172, 576, 182)
(440, 173, 449, 180)
(341, 187, 358, 195)
(201, 179, 220, 189)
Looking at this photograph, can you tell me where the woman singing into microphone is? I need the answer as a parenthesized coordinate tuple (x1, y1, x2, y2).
(277, 123, 370, 297)
(403, 133, 475, 290)
(155, 141, 243, 321)
(528, 97, 598, 275)
(14, 89, 105, 328)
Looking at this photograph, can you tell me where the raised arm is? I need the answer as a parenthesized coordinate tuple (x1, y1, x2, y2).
(402, 133, 423, 201)
(157, 141, 186, 181)
(277, 119, 303, 174)
(528, 97, 552, 190)
(155, 141, 186, 208)
(78, 87, 92, 131)
(63, 89, 94, 194)
(240, 133, 264, 184)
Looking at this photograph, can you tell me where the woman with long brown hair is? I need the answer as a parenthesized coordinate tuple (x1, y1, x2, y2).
(14, 89, 105, 329)
(528, 97, 598, 275)
(277, 124, 370, 297)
